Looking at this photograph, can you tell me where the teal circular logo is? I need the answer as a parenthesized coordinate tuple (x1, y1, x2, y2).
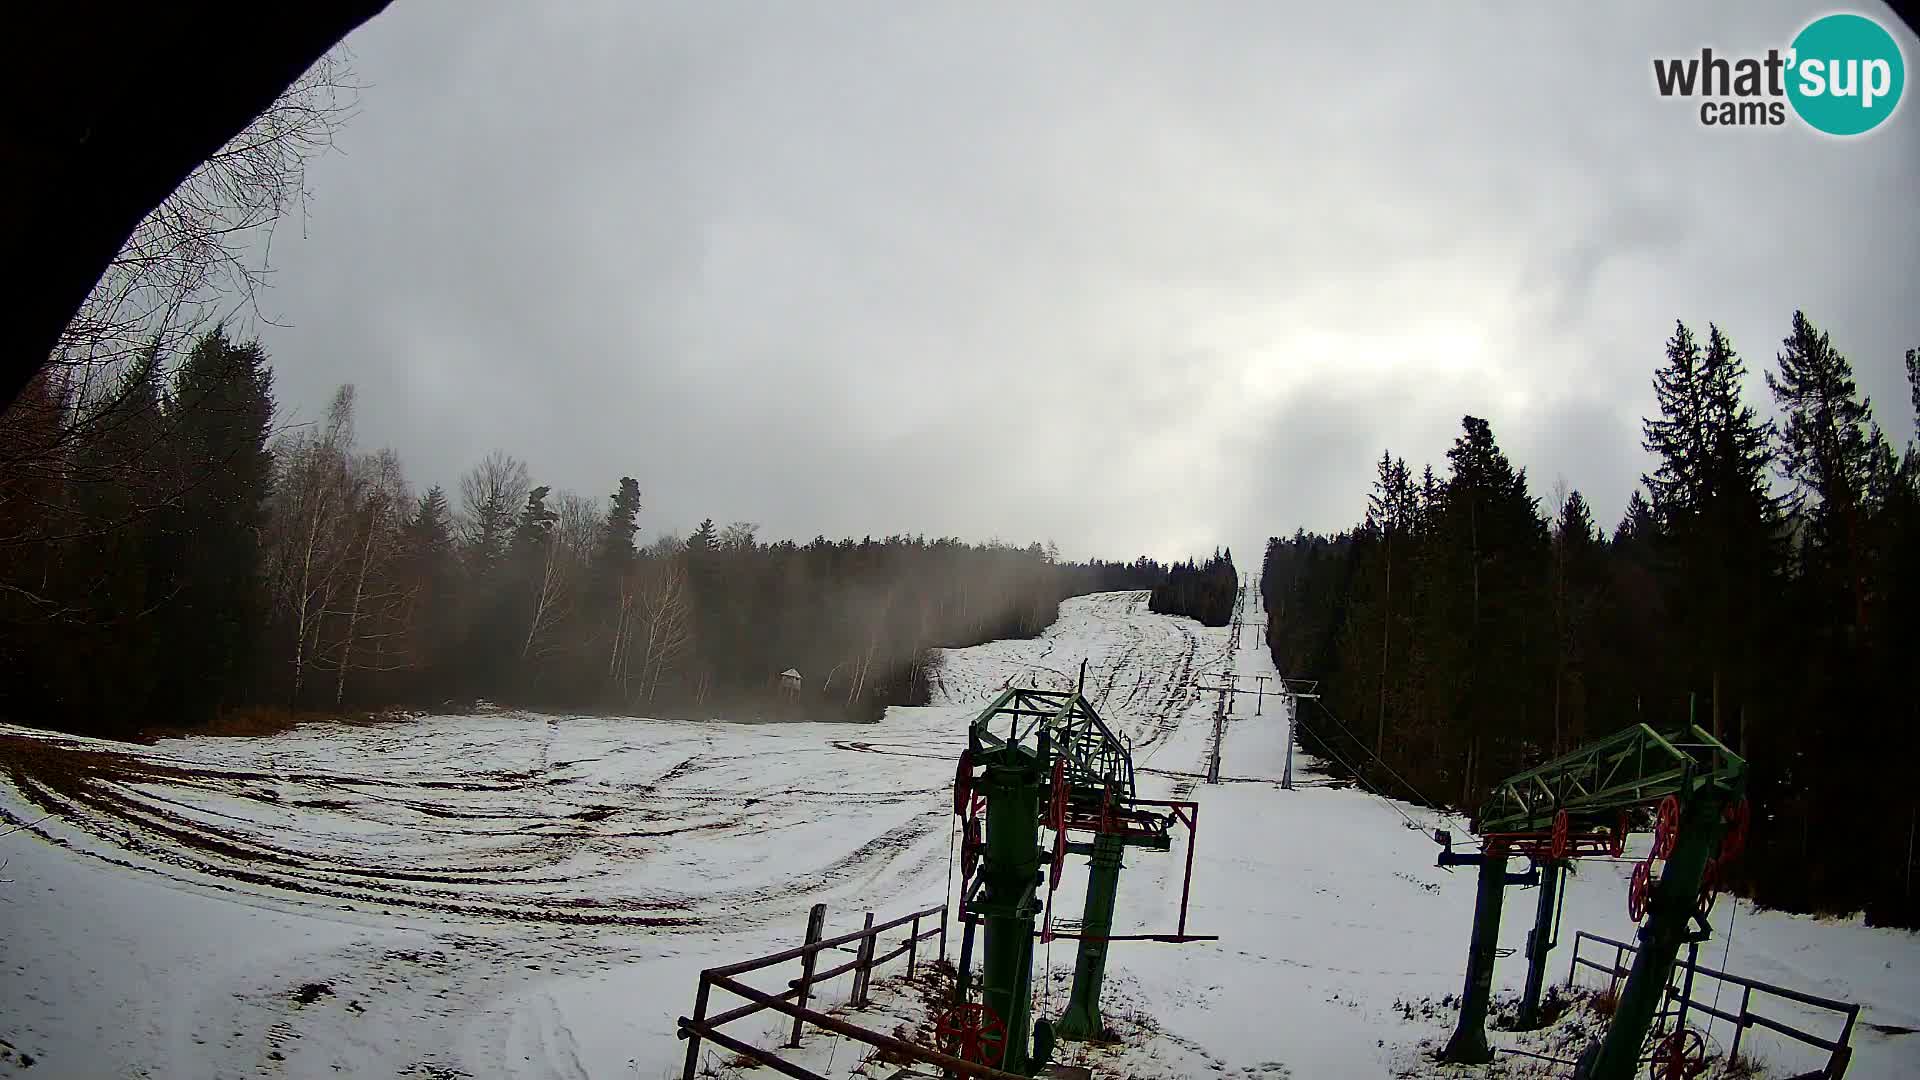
(1787, 13, 1905, 136)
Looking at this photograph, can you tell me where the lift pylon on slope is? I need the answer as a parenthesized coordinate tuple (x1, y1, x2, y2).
(1433, 720, 1748, 1080)
(948, 679, 1211, 1076)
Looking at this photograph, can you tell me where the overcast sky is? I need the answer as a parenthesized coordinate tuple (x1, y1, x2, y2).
(253, 1, 1919, 565)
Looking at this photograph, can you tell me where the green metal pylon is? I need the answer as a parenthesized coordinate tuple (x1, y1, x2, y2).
(1516, 858, 1563, 1029)
(1440, 843, 1510, 1064)
(1055, 829, 1125, 1040)
(977, 755, 1045, 1074)
(1578, 792, 1728, 1080)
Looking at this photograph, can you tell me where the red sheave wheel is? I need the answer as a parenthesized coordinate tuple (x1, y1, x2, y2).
(1051, 824, 1067, 888)
(936, 1002, 1008, 1066)
(1628, 860, 1652, 922)
(1653, 795, 1680, 860)
(1551, 809, 1570, 860)
(1721, 798, 1750, 862)
(1697, 857, 1721, 919)
(953, 750, 974, 817)
(1611, 810, 1629, 858)
(961, 816, 983, 879)
(1049, 755, 1069, 833)
(1646, 1027, 1707, 1080)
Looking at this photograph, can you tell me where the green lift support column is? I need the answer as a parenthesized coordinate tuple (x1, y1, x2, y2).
(1457, 721, 1744, 1080)
(1440, 841, 1511, 1064)
(1055, 828, 1126, 1040)
(1516, 857, 1563, 1030)
(977, 751, 1046, 1075)
(1579, 791, 1729, 1080)
(957, 685, 1192, 1075)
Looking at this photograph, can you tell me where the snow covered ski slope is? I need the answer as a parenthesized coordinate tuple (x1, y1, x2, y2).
(1, 587, 1915, 1078)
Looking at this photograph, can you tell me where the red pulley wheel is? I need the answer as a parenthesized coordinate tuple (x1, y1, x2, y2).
(1551, 809, 1570, 860)
(1049, 755, 1069, 833)
(961, 816, 983, 879)
(1647, 1027, 1707, 1080)
(953, 750, 974, 817)
(1610, 810, 1628, 859)
(1051, 824, 1067, 888)
(1653, 795, 1680, 860)
(1048, 766, 1069, 885)
(1721, 798, 1750, 861)
(1696, 857, 1721, 919)
(936, 1002, 1008, 1067)
(1628, 860, 1652, 922)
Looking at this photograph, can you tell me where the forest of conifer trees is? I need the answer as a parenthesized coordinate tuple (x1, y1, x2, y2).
(1263, 312, 1920, 927)
(0, 327, 1167, 735)
(1148, 550, 1240, 626)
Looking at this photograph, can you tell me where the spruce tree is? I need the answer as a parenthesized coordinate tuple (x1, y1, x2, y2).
(510, 486, 557, 553)
(1642, 321, 1709, 524)
(1614, 489, 1658, 544)
(1767, 310, 1886, 630)
(151, 327, 275, 718)
(1907, 348, 1920, 438)
(1359, 451, 1414, 759)
(590, 477, 644, 699)
(1435, 416, 1548, 799)
(43, 354, 170, 726)
(399, 486, 459, 694)
(1698, 325, 1784, 739)
(1550, 490, 1603, 751)
(1638, 322, 1780, 737)
(596, 478, 643, 569)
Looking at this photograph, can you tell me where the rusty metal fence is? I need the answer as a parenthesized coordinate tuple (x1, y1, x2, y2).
(677, 900, 1027, 1080)
(1567, 930, 1859, 1078)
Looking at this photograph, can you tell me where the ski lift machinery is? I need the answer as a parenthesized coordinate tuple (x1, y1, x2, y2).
(1433, 717, 1749, 1080)
(945, 673, 1214, 1075)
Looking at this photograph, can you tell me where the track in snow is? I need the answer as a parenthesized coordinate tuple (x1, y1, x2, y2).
(3, 587, 1913, 1080)
(0, 591, 1217, 936)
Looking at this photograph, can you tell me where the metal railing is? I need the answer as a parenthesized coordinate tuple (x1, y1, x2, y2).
(677, 901, 1027, 1080)
(1566, 930, 1859, 1078)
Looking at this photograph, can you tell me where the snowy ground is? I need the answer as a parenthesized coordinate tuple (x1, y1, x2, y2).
(2, 587, 1915, 1079)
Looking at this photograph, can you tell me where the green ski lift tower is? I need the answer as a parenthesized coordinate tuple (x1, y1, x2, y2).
(1434, 719, 1748, 1080)
(943, 679, 1210, 1075)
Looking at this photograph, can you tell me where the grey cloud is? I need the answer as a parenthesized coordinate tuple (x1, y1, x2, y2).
(254, 1, 1920, 563)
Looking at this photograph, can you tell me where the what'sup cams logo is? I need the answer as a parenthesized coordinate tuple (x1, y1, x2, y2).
(1654, 12, 1906, 135)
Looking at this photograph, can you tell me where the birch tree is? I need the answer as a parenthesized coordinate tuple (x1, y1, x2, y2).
(327, 448, 410, 705)
(266, 385, 357, 704)
(637, 551, 694, 706)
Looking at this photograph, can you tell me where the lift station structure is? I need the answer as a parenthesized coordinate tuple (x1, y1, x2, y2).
(1435, 720, 1749, 1080)
(945, 682, 1209, 1075)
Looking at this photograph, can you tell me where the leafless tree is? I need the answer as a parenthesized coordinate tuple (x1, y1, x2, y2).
(325, 447, 412, 705)
(53, 52, 361, 387)
(458, 450, 531, 571)
(847, 583, 899, 706)
(1, 52, 361, 627)
(556, 492, 604, 568)
(608, 534, 676, 697)
(520, 491, 598, 663)
(636, 553, 694, 707)
(265, 385, 357, 702)
(605, 566, 639, 693)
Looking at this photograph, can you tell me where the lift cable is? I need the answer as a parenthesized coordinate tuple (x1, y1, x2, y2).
(1307, 695, 1448, 815)
(1287, 696, 1445, 836)
(1708, 896, 1741, 1024)
(1289, 713, 1431, 835)
(945, 811, 957, 921)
